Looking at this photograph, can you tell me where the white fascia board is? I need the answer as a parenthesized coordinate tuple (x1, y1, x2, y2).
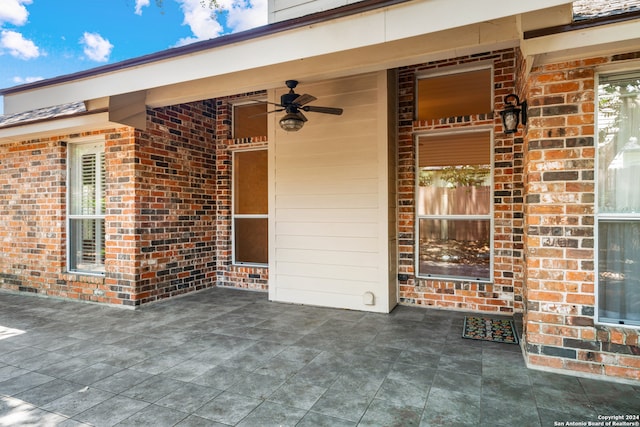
(0, 112, 117, 144)
(522, 19, 640, 64)
(4, 0, 571, 115)
(384, 0, 571, 41)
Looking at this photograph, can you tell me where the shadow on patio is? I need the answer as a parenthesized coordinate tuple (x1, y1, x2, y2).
(0, 287, 638, 426)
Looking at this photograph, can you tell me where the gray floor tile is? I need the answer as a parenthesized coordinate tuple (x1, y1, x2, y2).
(115, 404, 189, 426)
(93, 345, 154, 368)
(155, 382, 222, 413)
(532, 386, 597, 419)
(438, 353, 483, 375)
(375, 377, 430, 408)
(0, 365, 30, 383)
(13, 378, 82, 407)
(0, 287, 634, 427)
(267, 380, 327, 410)
(482, 376, 534, 406)
(227, 372, 285, 399)
(288, 361, 342, 388)
(63, 362, 124, 386)
(0, 340, 25, 356)
(56, 419, 94, 426)
(162, 358, 220, 382)
(14, 350, 69, 371)
(192, 365, 252, 390)
(0, 401, 69, 426)
(421, 388, 481, 426)
(174, 415, 230, 426)
(0, 346, 48, 365)
(277, 345, 322, 364)
(358, 398, 422, 427)
(431, 370, 482, 395)
(53, 340, 108, 358)
(129, 352, 187, 375)
(121, 375, 186, 403)
(254, 354, 308, 379)
(91, 368, 153, 394)
(236, 401, 306, 427)
(530, 370, 585, 394)
(32, 335, 87, 352)
(195, 391, 263, 425)
(441, 339, 484, 359)
(396, 349, 441, 368)
(0, 371, 55, 395)
(42, 387, 115, 417)
(310, 388, 372, 422)
(387, 362, 437, 391)
(480, 395, 540, 427)
(296, 411, 357, 427)
(36, 355, 95, 378)
(75, 395, 150, 427)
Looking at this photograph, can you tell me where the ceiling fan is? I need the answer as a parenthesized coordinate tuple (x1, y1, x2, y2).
(263, 80, 344, 132)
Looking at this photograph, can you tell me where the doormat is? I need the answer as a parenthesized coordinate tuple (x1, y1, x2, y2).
(462, 316, 519, 344)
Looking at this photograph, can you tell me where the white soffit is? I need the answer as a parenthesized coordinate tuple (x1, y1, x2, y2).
(523, 19, 640, 66)
(4, 0, 571, 115)
(145, 18, 519, 108)
(0, 113, 117, 144)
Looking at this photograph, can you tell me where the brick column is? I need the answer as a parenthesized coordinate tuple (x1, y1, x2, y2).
(523, 58, 640, 382)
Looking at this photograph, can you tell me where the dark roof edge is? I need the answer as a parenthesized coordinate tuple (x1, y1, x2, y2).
(0, 0, 410, 96)
(524, 9, 640, 39)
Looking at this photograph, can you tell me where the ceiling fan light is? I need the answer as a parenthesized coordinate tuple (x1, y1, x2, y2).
(279, 113, 305, 132)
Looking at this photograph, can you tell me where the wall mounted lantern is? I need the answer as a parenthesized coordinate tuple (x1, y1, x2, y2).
(500, 94, 527, 134)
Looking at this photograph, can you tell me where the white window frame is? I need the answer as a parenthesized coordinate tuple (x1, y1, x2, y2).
(66, 138, 106, 275)
(414, 128, 494, 282)
(595, 69, 640, 328)
(232, 148, 268, 266)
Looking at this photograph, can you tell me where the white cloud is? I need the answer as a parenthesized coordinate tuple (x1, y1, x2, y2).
(0, 29, 39, 59)
(80, 32, 113, 62)
(0, 0, 31, 26)
(174, 0, 267, 46)
(12, 75, 43, 84)
(175, 0, 223, 46)
(134, 0, 150, 15)
(224, 0, 267, 33)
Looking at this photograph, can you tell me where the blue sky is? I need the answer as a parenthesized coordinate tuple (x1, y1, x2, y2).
(0, 0, 268, 115)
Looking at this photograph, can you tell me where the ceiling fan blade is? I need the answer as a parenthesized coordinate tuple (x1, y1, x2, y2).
(248, 99, 283, 107)
(248, 109, 283, 118)
(292, 94, 317, 106)
(302, 105, 344, 115)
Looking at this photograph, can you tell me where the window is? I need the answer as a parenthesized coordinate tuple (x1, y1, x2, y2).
(68, 141, 105, 274)
(233, 149, 268, 265)
(416, 131, 492, 281)
(416, 68, 492, 121)
(597, 71, 640, 326)
(233, 103, 267, 139)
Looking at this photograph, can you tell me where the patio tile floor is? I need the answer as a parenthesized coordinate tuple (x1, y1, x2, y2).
(0, 287, 638, 426)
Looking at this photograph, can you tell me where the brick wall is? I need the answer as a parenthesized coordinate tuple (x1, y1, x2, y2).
(397, 48, 525, 313)
(0, 100, 220, 306)
(0, 129, 131, 304)
(213, 95, 269, 291)
(132, 101, 218, 304)
(523, 54, 640, 382)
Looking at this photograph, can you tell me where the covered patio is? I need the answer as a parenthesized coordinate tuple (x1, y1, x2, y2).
(0, 288, 637, 426)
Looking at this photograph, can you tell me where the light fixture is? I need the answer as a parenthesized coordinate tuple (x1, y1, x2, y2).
(279, 111, 306, 132)
(500, 94, 527, 134)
